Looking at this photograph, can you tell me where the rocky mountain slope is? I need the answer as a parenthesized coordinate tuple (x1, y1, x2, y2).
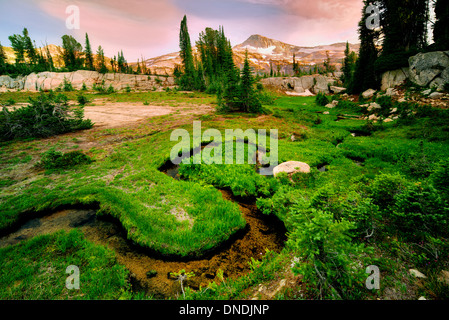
(141, 34, 359, 76)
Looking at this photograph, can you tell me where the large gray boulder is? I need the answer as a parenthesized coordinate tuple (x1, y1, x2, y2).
(381, 68, 409, 91)
(409, 51, 449, 87)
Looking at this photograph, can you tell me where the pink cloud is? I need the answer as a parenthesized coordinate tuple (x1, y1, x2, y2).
(34, 0, 183, 60)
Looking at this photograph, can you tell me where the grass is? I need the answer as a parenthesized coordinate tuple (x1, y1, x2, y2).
(0, 229, 132, 300)
(1, 90, 449, 300)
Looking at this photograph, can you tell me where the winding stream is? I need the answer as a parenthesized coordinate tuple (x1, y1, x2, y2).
(0, 141, 286, 298)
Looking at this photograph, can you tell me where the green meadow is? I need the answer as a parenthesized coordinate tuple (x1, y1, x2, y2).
(1, 90, 449, 300)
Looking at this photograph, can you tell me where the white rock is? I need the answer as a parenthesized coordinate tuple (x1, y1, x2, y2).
(330, 86, 346, 94)
(429, 92, 444, 99)
(409, 269, 427, 279)
(362, 88, 376, 99)
(384, 118, 394, 123)
(422, 89, 432, 96)
(273, 161, 311, 177)
(323, 111, 330, 115)
(367, 102, 382, 112)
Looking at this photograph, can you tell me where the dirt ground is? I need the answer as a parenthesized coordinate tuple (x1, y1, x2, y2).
(84, 102, 214, 128)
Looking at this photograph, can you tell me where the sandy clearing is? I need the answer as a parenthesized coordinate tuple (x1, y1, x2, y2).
(84, 103, 175, 128)
(84, 102, 214, 128)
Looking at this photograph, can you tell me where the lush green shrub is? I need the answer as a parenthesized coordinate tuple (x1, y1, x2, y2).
(2, 98, 16, 106)
(62, 78, 74, 92)
(0, 92, 93, 141)
(367, 173, 407, 210)
(288, 204, 370, 299)
(315, 92, 329, 106)
(393, 182, 448, 238)
(257, 90, 276, 105)
(39, 148, 93, 170)
(77, 94, 90, 106)
(106, 84, 115, 94)
(375, 95, 394, 117)
(430, 159, 449, 200)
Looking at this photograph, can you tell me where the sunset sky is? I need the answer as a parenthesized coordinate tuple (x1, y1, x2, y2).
(0, 0, 364, 61)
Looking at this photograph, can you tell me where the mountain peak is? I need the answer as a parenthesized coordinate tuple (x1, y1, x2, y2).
(239, 34, 288, 49)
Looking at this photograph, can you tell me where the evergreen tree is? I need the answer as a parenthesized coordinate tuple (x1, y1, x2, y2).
(293, 53, 299, 75)
(351, 0, 380, 93)
(9, 32, 26, 64)
(96, 46, 107, 73)
(84, 33, 94, 70)
(342, 42, 357, 88)
(178, 15, 196, 90)
(23, 28, 37, 64)
(44, 44, 55, 72)
(433, 0, 449, 50)
(239, 51, 261, 113)
(60, 35, 83, 71)
(380, 0, 429, 54)
(117, 50, 128, 73)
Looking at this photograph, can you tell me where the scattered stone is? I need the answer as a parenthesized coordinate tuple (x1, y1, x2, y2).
(323, 111, 330, 115)
(390, 108, 398, 114)
(409, 269, 427, 279)
(386, 88, 398, 97)
(325, 103, 335, 109)
(368, 114, 379, 121)
(422, 89, 432, 96)
(273, 161, 311, 177)
(367, 102, 382, 112)
(429, 92, 444, 99)
(291, 135, 296, 142)
(330, 86, 346, 94)
(418, 296, 427, 300)
(362, 88, 376, 99)
(384, 118, 394, 123)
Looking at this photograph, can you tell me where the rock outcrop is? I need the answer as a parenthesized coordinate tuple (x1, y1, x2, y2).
(381, 68, 409, 91)
(0, 70, 175, 92)
(381, 51, 449, 91)
(260, 74, 337, 94)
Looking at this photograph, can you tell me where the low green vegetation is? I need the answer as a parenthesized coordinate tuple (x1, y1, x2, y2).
(0, 230, 132, 299)
(1, 89, 449, 300)
(0, 92, 93, 141)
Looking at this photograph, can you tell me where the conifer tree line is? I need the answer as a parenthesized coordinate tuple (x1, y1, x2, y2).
(343, 0, 449, 94)
(175, 15, 261, 113)
(0, 28, 151, 76)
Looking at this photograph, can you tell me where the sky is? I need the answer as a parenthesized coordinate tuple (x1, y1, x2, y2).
(0, 0, 364, 62)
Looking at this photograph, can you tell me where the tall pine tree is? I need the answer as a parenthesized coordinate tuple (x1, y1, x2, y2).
(178, 15, 197, 90)
(351, 0, 380, 93)
(433, 0, 449, 50)
(84, 33, 94, 70)
(239, 50, 261, 113)
(96, 46, 107, 73)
